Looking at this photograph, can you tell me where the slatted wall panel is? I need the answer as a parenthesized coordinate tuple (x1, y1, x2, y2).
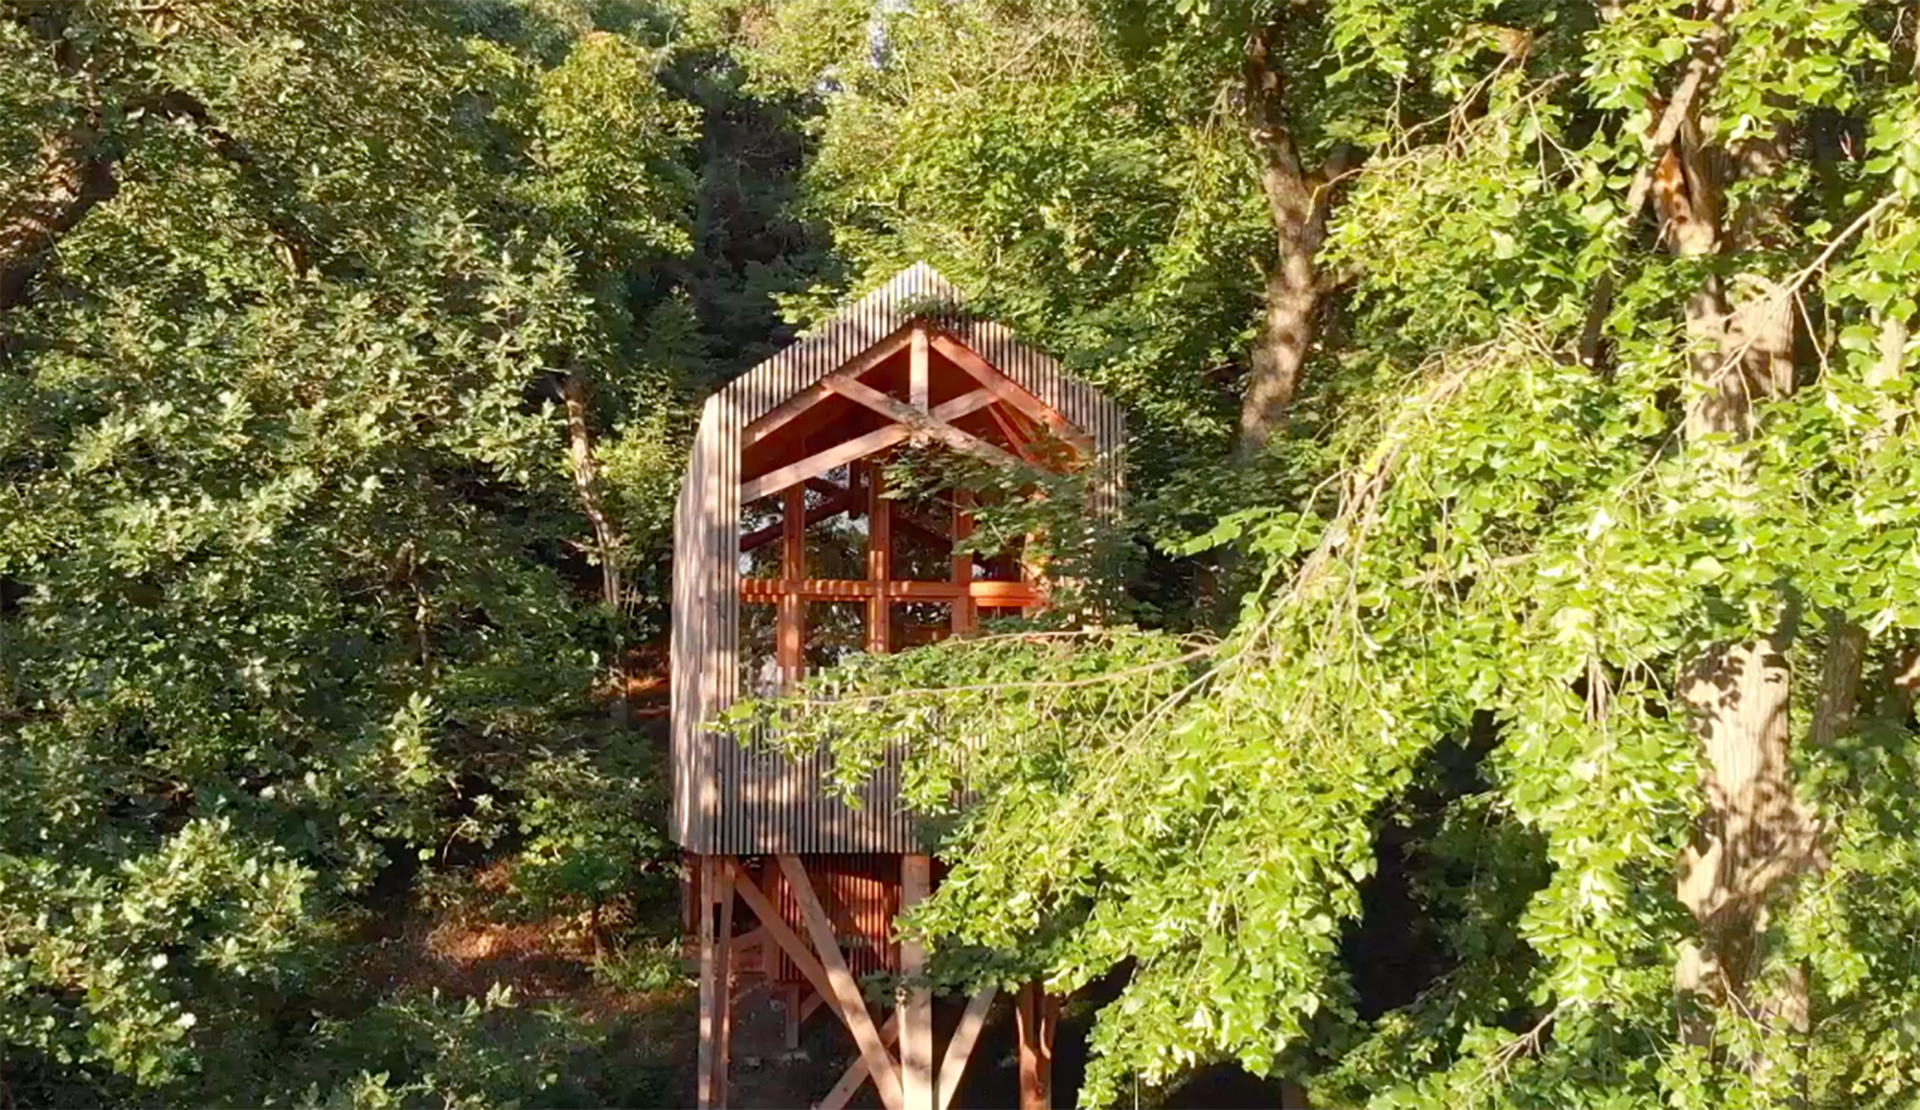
(750, 854, 903, 982)
(670, 263, 1125, 855)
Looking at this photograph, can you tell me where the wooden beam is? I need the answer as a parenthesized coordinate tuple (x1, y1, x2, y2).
(744, 328, 915, 448)
(739, 389, 997, 504)
(825, 376, 1022, 470)
(968, 580, 1042, 604)
(818, 1011, 902, 1110)
(935, 986, 999, 1110)
(779, 854, 905, 1110)
(900, 855, 934, 1110)
(741, 423, 913, 504)
(928, 332, 1094, 455)
(933, 387, 996, 423)
(951, 490, 975, 637)
(737, 578, 1040, 605)
(911, 326, 930, 411)
(732, 926, 766, 974)
(725, 860, 836, 1009)
(740, 487, 857, 552)
(987, 403, 1042, 466)
(893, 505, 954, 547)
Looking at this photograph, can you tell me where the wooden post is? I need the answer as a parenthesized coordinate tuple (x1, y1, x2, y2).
(696, 856, 721, 1110)
(779, 855, 906, 1110)
(867, 464, 892, 654)
(780, 484, 805, 687)
(900, 855, 935, 1110)
(1015, 983, 1056, 1110)
(911, 325, 931, 411)
(783, 983, 802, 1051)
(706, 862, 735, 1108)
(950, 490, 975, 636)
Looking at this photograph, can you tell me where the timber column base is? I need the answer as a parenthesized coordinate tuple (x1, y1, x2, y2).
(1015, 982, 1058, 1110)
(692, 853, 1000, 1110)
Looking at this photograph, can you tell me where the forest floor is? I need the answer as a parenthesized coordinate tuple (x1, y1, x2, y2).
(349, 855, 1293, 1108)
(348, 856, 701, 1106)
(333, 661, 1287, 1108)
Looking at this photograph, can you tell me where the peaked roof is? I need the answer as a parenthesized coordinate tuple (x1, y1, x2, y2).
(712, 262, 1119, 440)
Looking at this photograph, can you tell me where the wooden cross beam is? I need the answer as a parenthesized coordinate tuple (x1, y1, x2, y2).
(824, 376, 1021, 469)
(736, 578, 1040, 605)
(725, 859, 838, 1021)
(742, 424, 914, 503)
(987, 403, 1041, 466)
(818, 1010, 902, 1110)
(744, 328, 917, 449)
(778, 854, 905, 1110)
(739, 388, 1001, 503)
(936, 986, 998, 1110)
(927, 332, 1094, 454)
(739, 485, 860, 552)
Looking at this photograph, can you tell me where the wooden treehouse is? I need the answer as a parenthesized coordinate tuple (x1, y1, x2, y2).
(670, 263, 1124, 1110)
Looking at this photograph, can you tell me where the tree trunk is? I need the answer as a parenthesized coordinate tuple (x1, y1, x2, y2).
(1236, 21, 1337, 461)
(1675, 634, 1817, 1039)
(0, 132, 120, 315)
(561, 370, 622, 610)
(1657, 34, 1820, 1057)
(0, 8, 119, 316)
(560, 370, 627, 721)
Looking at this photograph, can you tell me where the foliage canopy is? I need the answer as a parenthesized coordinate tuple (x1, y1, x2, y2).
(10, 0, 1920, 1108)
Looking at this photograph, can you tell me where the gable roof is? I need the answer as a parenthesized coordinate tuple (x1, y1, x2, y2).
(711, 262, 1120, 448)
(670, 262, 1125, 854)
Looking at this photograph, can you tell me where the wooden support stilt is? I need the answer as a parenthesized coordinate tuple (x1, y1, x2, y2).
(726, 859, 836, 1010)
(935, 986, 998, 1110)
(1016, 983, 1057, 1110)
(817, 1010, 901, 1110)
(712, 862, 736, 1110)
(900, 855, 935, 1110)
(696, 856, 721, 1110)
(867, 465, 892, 654)
(779, 485, 806, 688)
(780, 854, 906, 1110)
(784, 983, 803, 1051)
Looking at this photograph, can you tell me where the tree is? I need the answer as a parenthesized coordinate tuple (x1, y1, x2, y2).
(0, 0, 700, 1099)
(737, 1, 1920, 1106)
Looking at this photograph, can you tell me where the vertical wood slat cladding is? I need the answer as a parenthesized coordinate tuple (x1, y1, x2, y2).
(671, 263, 1125, 854)
(755, 854, 902, 983)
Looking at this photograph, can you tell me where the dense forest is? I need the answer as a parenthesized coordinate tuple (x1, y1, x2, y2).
(6, 0, 1920, 1106)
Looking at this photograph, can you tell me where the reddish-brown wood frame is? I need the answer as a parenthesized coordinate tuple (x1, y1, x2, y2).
(738, 325, 1071, 686)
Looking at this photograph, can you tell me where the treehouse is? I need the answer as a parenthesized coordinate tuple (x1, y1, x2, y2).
(670, 263, 1124, 1110)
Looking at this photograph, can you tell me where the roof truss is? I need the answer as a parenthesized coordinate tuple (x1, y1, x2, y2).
(737, 323, 1089, 502)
